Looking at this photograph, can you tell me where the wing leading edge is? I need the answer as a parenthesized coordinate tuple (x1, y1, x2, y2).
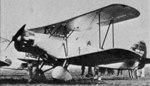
(65, 48, 141, 67)
(28, 4, 140, 37)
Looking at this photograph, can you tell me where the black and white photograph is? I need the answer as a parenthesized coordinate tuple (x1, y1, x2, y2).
(0, 0, 150, 86)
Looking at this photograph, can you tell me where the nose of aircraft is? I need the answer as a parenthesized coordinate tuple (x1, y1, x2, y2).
(5, 24, 26, 49)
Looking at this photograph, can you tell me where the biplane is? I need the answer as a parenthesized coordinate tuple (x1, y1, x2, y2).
(6, 4, 150, 81)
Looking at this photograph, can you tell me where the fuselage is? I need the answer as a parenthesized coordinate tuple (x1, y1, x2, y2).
(14, 30, 98, 59)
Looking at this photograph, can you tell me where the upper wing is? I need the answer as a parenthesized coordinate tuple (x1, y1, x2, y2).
(28, 4, 140, 37)
(65, 48, 141, 67)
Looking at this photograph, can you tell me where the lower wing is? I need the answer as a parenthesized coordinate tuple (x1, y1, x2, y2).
(17, 58, 41, 63)
(17, 58, 52, 66)
(66, 48, 141, 67)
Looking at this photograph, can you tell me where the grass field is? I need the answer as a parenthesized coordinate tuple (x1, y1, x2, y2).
(0, 66, 150, 86)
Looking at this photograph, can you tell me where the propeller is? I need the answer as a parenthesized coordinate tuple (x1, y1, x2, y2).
(5, 24, 26, 50)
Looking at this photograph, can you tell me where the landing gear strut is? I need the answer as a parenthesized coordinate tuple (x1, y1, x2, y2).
(27, 62, 46, 83)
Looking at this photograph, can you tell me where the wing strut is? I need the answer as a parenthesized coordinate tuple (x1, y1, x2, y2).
(65, 38, 68, 56)
(47, 24, 75, 56)
(63, 39, 68, 57)
(49, 26, 58, 38)
(101, 20, 113, 49)
(67, 31, 74, 39)
(112, 20, 114, 48)
(98, 14, 102, 49)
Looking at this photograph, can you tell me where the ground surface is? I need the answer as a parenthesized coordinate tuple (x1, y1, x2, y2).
(0, 67, 150, 86)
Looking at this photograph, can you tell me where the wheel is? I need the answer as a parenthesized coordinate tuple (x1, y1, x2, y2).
(51, 66, 72, 81)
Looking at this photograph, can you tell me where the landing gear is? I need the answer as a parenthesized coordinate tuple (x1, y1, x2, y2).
(93, 66, 102, 81)
(85, 66, 93, 78)
(51, 66, 72, 81)
(27, 62, 46, 83)
(51, 60, 72, 81)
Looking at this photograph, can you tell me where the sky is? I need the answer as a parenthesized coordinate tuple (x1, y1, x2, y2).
(0, 0, 150, 67)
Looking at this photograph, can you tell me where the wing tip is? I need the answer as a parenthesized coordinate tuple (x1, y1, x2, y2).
(110, 3, 140, 17)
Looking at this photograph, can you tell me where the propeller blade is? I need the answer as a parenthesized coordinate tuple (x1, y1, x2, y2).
(5, 40, 13, 50)
(5, 24, 26, 50)
(13, 24, 26, 40)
